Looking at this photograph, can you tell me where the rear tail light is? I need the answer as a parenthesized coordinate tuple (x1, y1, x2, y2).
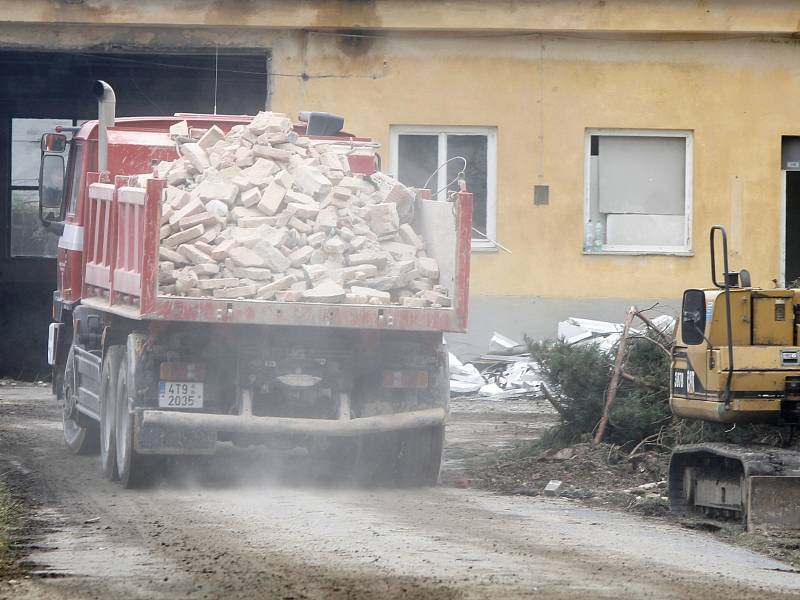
(159, 362, 206, 381)
(382, 369, 429, 389)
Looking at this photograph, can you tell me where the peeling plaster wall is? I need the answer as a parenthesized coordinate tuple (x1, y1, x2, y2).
(3, 0, 800, 34)
(2, 2, 800, 363)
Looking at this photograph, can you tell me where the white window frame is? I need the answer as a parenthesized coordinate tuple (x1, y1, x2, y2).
(390, 125, 498, 251)
(584, 128, 694, 256)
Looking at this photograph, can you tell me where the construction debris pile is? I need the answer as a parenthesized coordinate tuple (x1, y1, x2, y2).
(153, 112, 451, 307)
(449, 333, 542, 398)
(557, 315, 675, 351)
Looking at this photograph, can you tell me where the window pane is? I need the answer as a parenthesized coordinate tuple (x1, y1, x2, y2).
(67, 144, 84, 215)
(11, 189, 59, 258)
(597, 136, 685, 216)
(447, 135, 488, 236)
(12, 118, 72, 187)
(593, 134, 687, 248)
(397, 135, 438, 193)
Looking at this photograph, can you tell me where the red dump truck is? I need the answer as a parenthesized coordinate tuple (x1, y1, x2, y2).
(40, 82, 472, 487)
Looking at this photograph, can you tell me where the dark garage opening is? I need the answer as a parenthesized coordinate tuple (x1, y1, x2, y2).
(0, 50, 270, 378)
(786, 171, 800, 285)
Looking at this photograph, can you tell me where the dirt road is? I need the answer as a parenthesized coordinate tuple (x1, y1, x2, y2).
(1, 384, 799, 599)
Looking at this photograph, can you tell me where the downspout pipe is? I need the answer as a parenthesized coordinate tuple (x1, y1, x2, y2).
(93, 80, 116, 173)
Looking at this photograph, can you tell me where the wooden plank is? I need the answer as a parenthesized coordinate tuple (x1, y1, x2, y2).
(453, 190, 473, 332)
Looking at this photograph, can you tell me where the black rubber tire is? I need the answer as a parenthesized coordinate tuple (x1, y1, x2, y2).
(99, 346, 124, 481)
(115, 348, 153, 488)
(328, 425, 444, 488)
(62, 346, 99, 455)
(394, 425, 444, 487)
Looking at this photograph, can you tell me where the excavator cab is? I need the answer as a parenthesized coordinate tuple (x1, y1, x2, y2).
(672, 226, 799, 426)
(669, 226, 800, 532)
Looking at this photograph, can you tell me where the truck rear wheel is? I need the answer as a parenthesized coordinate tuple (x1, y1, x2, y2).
(99, 346, 124, 480)
(115, 348, 152, 488)
(62, 346, 99, 455)
(329, 425, 444, 487)
(393, 425, 444, 487)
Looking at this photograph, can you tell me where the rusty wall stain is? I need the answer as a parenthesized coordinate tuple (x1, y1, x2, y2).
(311, 0, 382, 30)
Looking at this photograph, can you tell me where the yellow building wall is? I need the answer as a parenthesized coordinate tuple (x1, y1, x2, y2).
(265, 32, 799, 300)
(3, 1, 800, 304)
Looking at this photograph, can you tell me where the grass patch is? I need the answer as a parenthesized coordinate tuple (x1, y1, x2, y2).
(0, 481, 23, 578)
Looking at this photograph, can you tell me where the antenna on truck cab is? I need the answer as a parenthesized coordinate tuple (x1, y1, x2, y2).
(213, 44, 219, 115)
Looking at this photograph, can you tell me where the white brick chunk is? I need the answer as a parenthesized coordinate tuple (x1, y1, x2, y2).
(254, 243, 291, 273)
(177, 243, 213, 265)
(169, 197, 204, 226)
(367, 203, 400, 237)
(257, 182, 287, 216)
(349, 251, 389, 268)
(211, 239, 237, 261)
(288, 246, 314, 267)
(416, 257, 440, 281)
(257, 275, 297, 299)
(399, 223, 425, 250)
(240, 187, 261, 208)
(213, 284, 257, 299)
(182, 143, 210, 171)
(421, 290, 451, 307)
(303, 280, 346, 303)
(230, 266, 272, 281)
(228, 246, 266, 268)
(169, 120, 189, 138)
(194, 179, 239, 206)
(198, 125, 225, 149)
(349, 286, 391, 304)
(164, 224, 204, 248)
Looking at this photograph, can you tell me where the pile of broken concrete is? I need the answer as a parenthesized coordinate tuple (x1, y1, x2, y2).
(153, 111, 451, 307)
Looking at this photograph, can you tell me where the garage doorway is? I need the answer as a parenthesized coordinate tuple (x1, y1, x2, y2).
(782, 137, 800, 286)
(2, 50, 269, 260)
(0, 49, 269, 378)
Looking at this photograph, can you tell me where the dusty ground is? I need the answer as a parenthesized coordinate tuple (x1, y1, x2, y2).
(1, 383, 800, 599)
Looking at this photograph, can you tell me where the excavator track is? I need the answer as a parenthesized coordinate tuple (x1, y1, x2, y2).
(669, 443, 800, 532)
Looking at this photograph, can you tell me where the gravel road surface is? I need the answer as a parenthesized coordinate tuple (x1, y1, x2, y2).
(1, 384, 799, 599)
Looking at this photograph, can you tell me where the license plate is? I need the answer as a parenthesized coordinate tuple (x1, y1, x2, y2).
(158, 381, 204, 409)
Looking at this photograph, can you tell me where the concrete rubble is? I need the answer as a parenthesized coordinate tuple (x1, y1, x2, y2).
(557, 315, 675, 352)
(147, 112, 451, 307)
(543, 480, 563, 496)
(449, 332, 542, 398)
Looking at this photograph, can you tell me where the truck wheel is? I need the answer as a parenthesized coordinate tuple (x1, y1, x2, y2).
(332, 425, 444, 488)
(393, 425, 444, 487)
(99, 346, 124, 480)
(62, 346, 99, 455)
(115, 349, 151, 488)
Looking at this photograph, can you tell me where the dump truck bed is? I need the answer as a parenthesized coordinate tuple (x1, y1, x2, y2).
(80, 173, 473, 333)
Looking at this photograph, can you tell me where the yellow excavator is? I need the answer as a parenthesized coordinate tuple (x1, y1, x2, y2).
(670, 226, 800, 532)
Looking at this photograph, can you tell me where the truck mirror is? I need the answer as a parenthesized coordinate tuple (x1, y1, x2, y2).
(681, 289, 707, 345)
(41, 132, 67, 153)
(39, 153, 66, 223)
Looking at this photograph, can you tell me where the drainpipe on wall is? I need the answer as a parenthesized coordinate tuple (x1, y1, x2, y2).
(93, 80, 116, 173)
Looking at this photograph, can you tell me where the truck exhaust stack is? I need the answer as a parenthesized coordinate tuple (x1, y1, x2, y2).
(92, 80, 116, 173)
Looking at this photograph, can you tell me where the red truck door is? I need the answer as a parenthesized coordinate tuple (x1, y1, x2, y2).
(57, 140, 88, 304)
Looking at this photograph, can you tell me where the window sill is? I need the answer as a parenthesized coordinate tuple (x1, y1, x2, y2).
(583, 247, 694, 257)
(471, 240, 498, 253)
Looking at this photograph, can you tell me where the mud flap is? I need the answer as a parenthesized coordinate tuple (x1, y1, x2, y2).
(747, 476, 800, 534)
